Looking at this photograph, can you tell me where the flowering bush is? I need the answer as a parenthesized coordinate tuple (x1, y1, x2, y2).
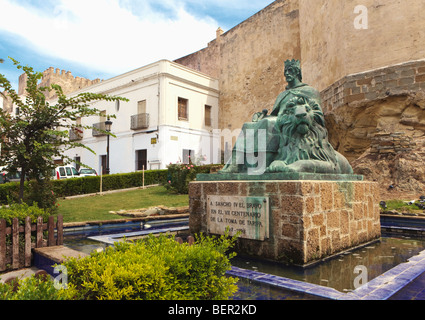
(164, 162, 197, 194)
(164, 162, 224, 194)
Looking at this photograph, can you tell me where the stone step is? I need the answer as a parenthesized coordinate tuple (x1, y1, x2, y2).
(33, 245, 88, 276)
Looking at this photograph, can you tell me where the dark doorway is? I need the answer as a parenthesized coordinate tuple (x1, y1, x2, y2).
(100, 155, 107, 175)
(136, 149, 147, 171)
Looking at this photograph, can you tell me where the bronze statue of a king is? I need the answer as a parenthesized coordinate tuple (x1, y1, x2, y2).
(220, 59, 353, 175)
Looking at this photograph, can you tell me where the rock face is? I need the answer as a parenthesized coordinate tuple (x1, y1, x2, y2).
(350, 134, 425, 200)
(326, 92, 425, 162)
(319, 60, 425, 200)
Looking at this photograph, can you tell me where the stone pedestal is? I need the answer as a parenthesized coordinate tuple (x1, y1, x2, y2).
(189, 177, 381, 266)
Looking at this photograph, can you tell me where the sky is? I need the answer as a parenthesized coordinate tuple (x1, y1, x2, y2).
(0, 0, 274, 91)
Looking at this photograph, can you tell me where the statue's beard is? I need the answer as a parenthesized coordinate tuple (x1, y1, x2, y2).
(278, 118, 337, 165)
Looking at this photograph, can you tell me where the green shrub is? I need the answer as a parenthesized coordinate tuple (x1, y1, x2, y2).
(24, 180, 58, 212)
(0, 202, 51, 226)
(62, 233, 238, 300)
(0, 165, 221, 202)
(165, 164, 222, 194)
(0, 276, 67, 300)
(164, 163, 197, 194)
(0, 182, 21, 204)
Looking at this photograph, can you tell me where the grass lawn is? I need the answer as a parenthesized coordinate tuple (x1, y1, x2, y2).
(57, 186, 189, 223)
(382, 199, 423, 214)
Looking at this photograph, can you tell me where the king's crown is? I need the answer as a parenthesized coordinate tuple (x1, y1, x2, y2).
(284, 59, 301, 69)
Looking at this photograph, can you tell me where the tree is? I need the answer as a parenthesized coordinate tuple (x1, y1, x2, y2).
(0, 58, 4, 99)
(0, 57, 128, 203)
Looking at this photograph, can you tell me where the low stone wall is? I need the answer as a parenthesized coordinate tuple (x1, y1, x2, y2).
(321, 59, 425, 113)
(189, 180, 380, 266)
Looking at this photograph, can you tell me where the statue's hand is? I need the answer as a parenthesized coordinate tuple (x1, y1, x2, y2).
(252, 112, 263, 122)
(251, 109, 269, 122)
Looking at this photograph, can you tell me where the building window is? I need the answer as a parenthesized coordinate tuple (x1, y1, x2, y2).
(205, 105, 212, 127)
(178, 97, 188, 121)
(183, 149, 195, 164)
(137, 100, 146, 114)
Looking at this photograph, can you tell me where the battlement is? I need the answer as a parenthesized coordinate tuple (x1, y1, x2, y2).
(18, 66, 101, 99)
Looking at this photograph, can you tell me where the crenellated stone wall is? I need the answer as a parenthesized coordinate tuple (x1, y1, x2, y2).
(17, 66, 101, 100)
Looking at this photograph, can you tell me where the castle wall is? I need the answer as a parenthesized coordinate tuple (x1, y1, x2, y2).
(299, 0, 425, 91)
(17, 67, 101, 100)
(0, 94, 12, 113)
(175, 0, 301, 132)
(176, 0, 425, 139)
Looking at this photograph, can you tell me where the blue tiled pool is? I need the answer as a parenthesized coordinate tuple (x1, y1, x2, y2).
(231, 235, 425, 292)
(63, 215, 425, 300)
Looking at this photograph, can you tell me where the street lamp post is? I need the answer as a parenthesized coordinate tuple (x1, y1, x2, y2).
(105, 117, 112, 175)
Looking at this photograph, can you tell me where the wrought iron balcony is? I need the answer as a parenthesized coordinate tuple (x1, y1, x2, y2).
(131, 113, 150, 130)
(69, 128, 83, 141)
(92, 122, 107, 137)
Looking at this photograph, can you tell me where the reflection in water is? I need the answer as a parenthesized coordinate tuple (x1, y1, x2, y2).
(231, 236, 425, 293)
(64, 237, 109, 255)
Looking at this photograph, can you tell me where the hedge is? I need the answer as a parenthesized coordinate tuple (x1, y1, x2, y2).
(0, 182, 21, 204)
(50, 169, 169, 198)
(0, 169, 168, 204)
(0, 164, 224, 204)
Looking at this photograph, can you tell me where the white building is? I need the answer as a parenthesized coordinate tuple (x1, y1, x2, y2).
(61, 60, 220, 174)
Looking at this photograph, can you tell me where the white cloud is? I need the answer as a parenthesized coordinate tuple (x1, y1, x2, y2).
(0, 0, 219, 75)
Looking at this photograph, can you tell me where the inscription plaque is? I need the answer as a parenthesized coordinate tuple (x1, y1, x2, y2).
(207, 195, 269, 241)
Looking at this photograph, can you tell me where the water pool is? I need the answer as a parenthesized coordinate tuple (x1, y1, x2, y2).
(63, 233, 425, 299)
(62, 216, 425, 300)
(231, 235, 425, 293)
